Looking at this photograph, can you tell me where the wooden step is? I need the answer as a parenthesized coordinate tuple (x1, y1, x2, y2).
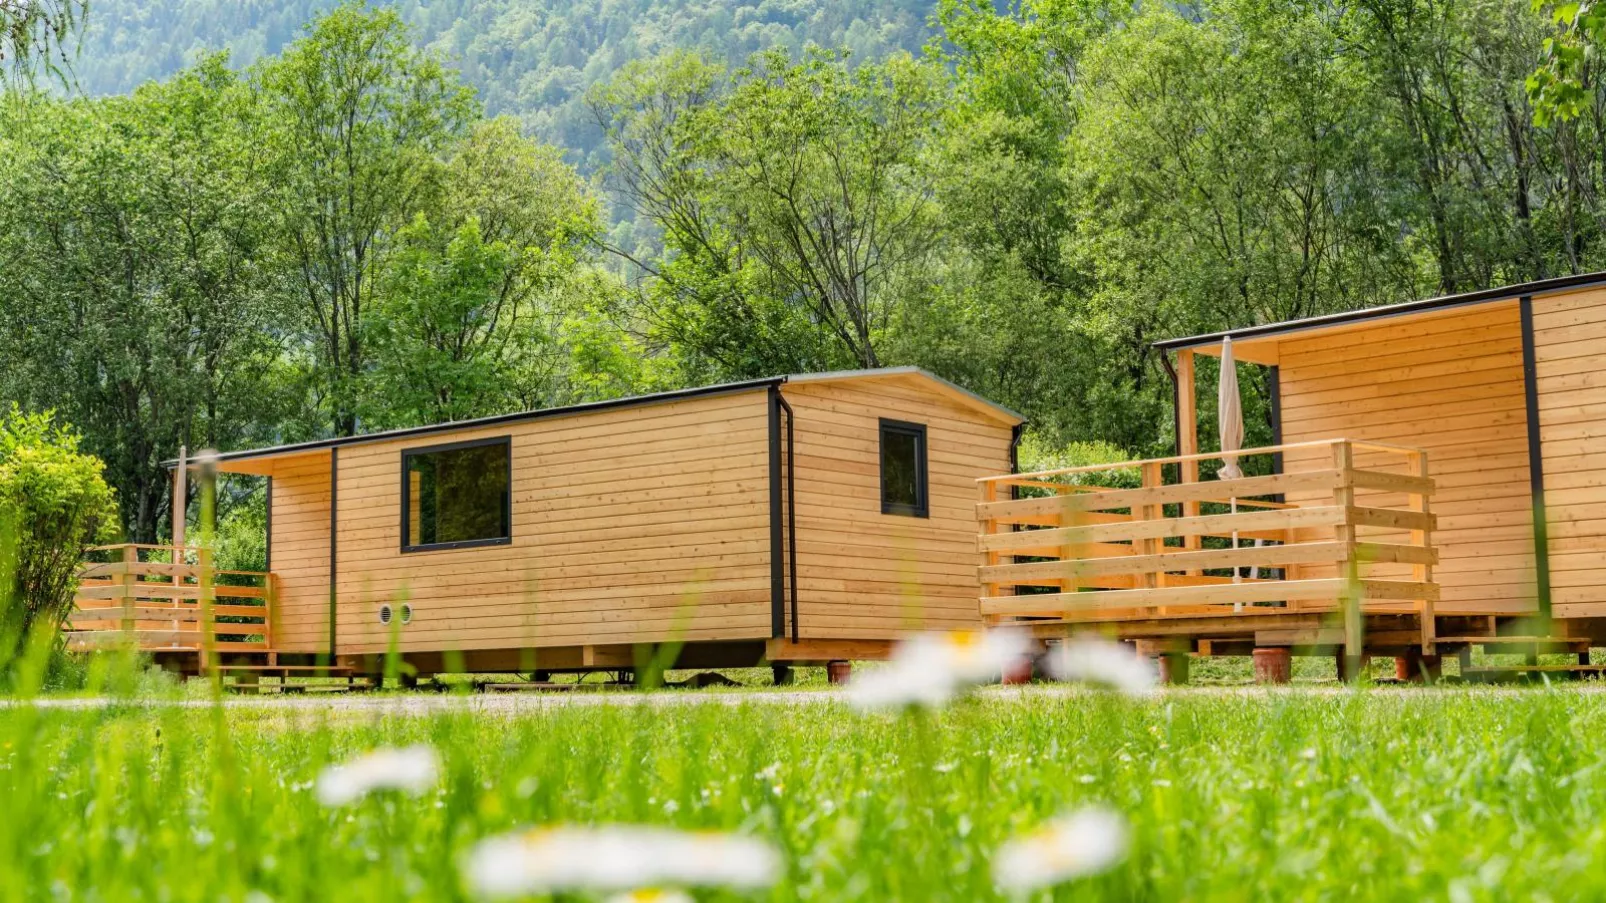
(1437, 635, 1582, 645)
(1461, 664, 1606, 683)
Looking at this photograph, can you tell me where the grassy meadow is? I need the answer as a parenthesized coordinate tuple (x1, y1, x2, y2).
(4, 685, 1606, 901)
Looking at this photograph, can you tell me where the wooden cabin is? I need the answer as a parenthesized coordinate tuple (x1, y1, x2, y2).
(976, 273, 1606, 681)
(69, 368, 1024, 680)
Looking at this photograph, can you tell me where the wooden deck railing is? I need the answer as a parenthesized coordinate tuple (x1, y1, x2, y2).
(66, 544, 273, 666)
(977, 439, 1439, 655)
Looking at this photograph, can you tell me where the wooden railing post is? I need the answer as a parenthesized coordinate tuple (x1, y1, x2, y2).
(118, 544, 137, 641)
(1408, 451, 1435, 656)
(980, 480, 1001, 625)
(197, 545, 215, 678)
(1176, 350, 1201, 563)
(1332, 441, 1363, 680)
(265, 573, 278, 667)
(1140, 462, 1164, 614)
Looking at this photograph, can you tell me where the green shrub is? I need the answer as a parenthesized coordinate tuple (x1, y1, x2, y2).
(0, 407, 118, 668)
(1016, 435, 1141, 490)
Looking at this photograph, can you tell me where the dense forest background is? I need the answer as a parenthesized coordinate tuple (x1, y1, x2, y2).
(3, 0, 1605, 549)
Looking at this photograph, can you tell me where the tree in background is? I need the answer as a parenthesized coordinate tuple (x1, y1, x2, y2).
(0, 408, 117, 672)
(0, 0, 85, 82)
(0, 57, 293, 542)
(365, 118, 605, 428)
(254, 2, 478, 436)
(592, 48, 946, 377)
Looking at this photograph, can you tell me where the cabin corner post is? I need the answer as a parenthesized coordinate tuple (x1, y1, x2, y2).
(1518, 294, 1554, 629)
(328, 446, 339, 660)
(767, 386, 786, 639)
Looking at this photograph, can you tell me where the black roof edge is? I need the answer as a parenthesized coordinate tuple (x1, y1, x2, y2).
(1153, 270, 1606, 352)
(164, 377, 786, 468)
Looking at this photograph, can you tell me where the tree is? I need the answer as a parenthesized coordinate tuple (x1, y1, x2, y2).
(0, 56, 293, 541)
(0, 0, 85, 83)
(363, 118, 604, 428)
(593, 47, 947, 376)
(254, 1, 477, 436)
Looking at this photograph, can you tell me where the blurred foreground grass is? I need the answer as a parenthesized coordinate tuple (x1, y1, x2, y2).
(3, 687, 1606, 901)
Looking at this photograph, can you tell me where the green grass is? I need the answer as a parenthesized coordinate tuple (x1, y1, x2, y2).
(5, 685, 1606, 900)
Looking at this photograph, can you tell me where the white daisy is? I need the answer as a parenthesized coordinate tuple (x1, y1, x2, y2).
(848, 628, 1033, 711)
(463, 825, 782, 898)
(992, 807, 1130, 892)
(314, 745, 439, 807)
(1043, 638, 1157, 696)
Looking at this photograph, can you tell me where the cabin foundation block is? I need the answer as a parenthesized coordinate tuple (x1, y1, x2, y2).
(1253, 648, 1291, 685)
(826, 660, 852, 685)
(771, 664, 793, 686)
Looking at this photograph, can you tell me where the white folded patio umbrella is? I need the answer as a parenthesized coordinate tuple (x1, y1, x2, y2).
(1218, 337, 1255, 594)
(1218, 336, 1245, 481)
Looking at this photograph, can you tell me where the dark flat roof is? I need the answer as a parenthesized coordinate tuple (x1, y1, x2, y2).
(1154, 270, 1606, 351)
(169, 366, 1024, 467)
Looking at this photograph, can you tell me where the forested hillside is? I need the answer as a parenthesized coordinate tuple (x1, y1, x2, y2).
(71, 0, 935, 171)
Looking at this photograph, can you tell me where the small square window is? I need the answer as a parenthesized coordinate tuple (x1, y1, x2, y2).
(880, 419, 928, 518)
(401, 437, 512, 552)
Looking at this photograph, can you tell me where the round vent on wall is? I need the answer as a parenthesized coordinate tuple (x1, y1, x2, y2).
(378, 604, 393, 625)
(400, 604, 413, 625)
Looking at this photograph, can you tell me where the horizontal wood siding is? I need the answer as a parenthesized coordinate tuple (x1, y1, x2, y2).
(267, 453, 332, 653)
(1276, 301, 1538, 615)
(781, 376, 1012, 639)
(299, 390, 775, 656)
(1531, 287, 1606, 618)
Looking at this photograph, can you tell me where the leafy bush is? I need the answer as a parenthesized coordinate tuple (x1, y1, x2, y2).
(1016, 435, 1141, 490)
(0, 407, 118, 667)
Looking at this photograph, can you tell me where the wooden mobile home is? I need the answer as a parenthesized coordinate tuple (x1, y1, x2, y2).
(974, 272, 1606, 681)
(70, 368, 1023, 680)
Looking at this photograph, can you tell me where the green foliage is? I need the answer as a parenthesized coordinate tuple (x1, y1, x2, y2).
(0, 408, 116, 668)
(592, 47, 947, 375)
(0, 56, 293, 541)
(254, 1, 481, 436)
(7, 692, 1606, 898)
(1016, 435, 1141, 488)
(0, 0, 85, 84)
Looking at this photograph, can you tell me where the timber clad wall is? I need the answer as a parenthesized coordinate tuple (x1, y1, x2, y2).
(782, 376, 1011, 639)
(1276, 301, 1539, 615)
(1532, 288, 1606, 618)
(268, 453, 332, 653)
(325, 389, 771, 656)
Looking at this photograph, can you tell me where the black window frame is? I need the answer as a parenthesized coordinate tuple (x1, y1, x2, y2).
(879, 418, 929, 518)
(399, 435, 514, 553)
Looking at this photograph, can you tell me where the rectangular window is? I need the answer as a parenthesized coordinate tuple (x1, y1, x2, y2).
(879, 419, 928, 518)
(401, 437, 512, 552)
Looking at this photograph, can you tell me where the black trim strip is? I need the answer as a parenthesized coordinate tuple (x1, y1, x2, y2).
(1519, 295, 1554, 625)
(1155, 270, 1606, 351)
(399, 435, 514, 553)
(328, 447, 338, 658)
(768, 387, 785, 638)
(777, 395, 799, 643)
